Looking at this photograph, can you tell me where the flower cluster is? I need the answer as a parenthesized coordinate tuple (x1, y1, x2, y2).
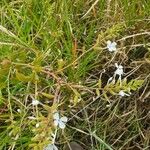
(30, 95, 68, 150)
(107, 40, 117, 52)
(32, 99, 40, 106)
(119, 90, 130, 97)
(53, 112, 68, 129)
(106, 40, 131, 97)
(44, 112, 68, 150)
(114, 63, 124, 81)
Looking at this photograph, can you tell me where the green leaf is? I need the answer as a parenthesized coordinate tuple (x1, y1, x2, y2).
(128, 79, 144, 91)
(0, 68, 9, 89)
(16, 71, 34, 82)
(41, 92, 54, 99)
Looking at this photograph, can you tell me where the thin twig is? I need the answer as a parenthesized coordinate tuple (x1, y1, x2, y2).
(81, 0, 99, 19)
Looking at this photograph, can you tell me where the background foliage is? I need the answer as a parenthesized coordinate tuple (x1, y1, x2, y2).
(0, 0, 150, 150)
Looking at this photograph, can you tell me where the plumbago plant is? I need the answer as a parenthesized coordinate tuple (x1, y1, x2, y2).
(0, 0, 150, 149)
(0, 23, 145, 150)
(94, 40, 144, 102)
(0, 42, 144, 150)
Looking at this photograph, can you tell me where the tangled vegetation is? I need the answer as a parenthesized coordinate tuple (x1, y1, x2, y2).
(0, 0, 150, 150)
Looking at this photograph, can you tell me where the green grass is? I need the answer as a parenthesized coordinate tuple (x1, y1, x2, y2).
(0, 0, 150, 150)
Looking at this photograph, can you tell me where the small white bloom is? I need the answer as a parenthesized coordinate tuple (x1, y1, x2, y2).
(44, 144, 58, 150)
(94, 30, 97, 33)
(53, 112, 68, 129)
(106, 103, 111, 107)
(32, 99, 40, 106)
(107, 77, 113, 84)
(28, 116, 36, 120)
(17, 109, 21, 113)
(119, 90, 130, 97)
(36, 123, 40, 128)
(114, 63, 124, 76)
(107, 40, 117, 52)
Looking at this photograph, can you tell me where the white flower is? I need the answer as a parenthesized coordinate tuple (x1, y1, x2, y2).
(17, 109, 21, 113)
(114, 63, 124, 76)
(36, 123, 40, 128)
(119, 90, 130, 97)
(53, 112, 68, 129)
(44, 144, 58, 150)
(107, 40, 117, 52)
(28, 116, 36, 120)
(107, 77, 113, 84)
(106, 103, 111, 107)
(32, 99, 40, 106)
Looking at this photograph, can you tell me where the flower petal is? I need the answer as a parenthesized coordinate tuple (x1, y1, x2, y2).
(111, 46, 116, 51)
(54, 120, 59, 127)
(61, 116, 68, 123)
(107, 40, 111, 45)
(119, 90, 130, 97)
(119, 90, 125, 96)
(112, 42, 117, 46)
(108, 77, 113, 82)
(118, 65, 123, 69)
(44, 144, 58, 150)
(17, 109, 21, 113)
(36, 123, 40, 128)
(107, 41, 117, 52)
(53, 112, 60, 120)
(58, 120, 66, 129)
(53, 145, 58, 150)
(32, 99, 40, 106)
(115, 63, 119, 68)
(28, 116, 36, 120)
